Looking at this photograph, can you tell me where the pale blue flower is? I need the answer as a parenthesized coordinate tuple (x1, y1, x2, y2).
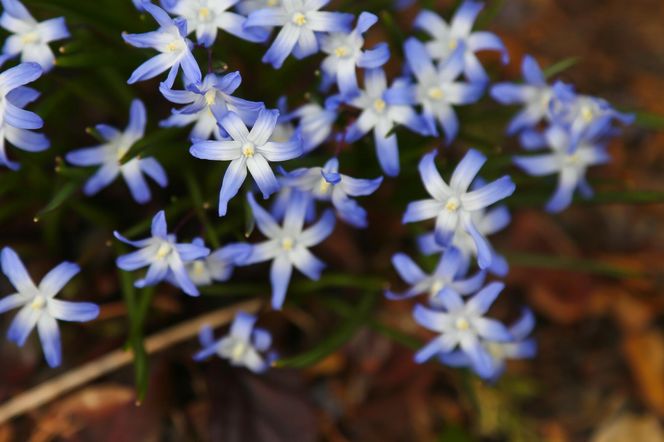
(413, 282, 511, 378)
(439, 308, 537, 380)
(181, 238, 252, 286)
(414, 1, 508, 84)
(236, 0, 281, 16)
(513, 125, 611, 213)
(291, 94, 340, 153)
(0, 62, 49, 170)
(344, 68, 431, 177)
(242, 191, 335, 309)
(385, 38, 484, 143)
(0, 0, 70, 72)
(114, 211, 211, 296)
(386, 247, 485, 306)
(190, 108, 303, 216)
(244, 0, 354, 69)
(195, 311, 274, 372)
(417, 204, 510, 277)
(160, 72, 264, 140)
(66, 99, 168, 204)
(123, 3, 201, 87)
(490, 55, 553, 135)
(0, 247, 99, 367)
(165, 0, 269, 47)
(403, 149, 515, 269)
(319, 12, 390, 99)
(279, 157, 382, 228)
(548, 81, 633, 151)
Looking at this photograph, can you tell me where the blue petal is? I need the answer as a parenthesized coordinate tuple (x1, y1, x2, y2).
(466, 282, 503, 315)
(49, 299, 99, 322)
(450, 148, 486, 193)
(37, 315, 62, 367)
(450, 0, 483, 37)
(404, 37, 436, 83)
(461, 175, 516, 211)
(391, 253, 425, 285)
(218, 158, 248, 216)
(0, 62, 42, 93)
(270, 256, 293, 310)
(373, 129, 399, 177)
(151, 210, 168, 238)
(300, 209, 335, 246)
(1, 246, 35, 293)
(127, 53, 174, 84)
(38, 261, 79, 297)
(7, 305, 39, 346)
(522, 55, 546, 86)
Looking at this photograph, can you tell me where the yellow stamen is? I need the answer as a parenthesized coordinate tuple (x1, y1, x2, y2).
(21, 32, 40, 44)
(242, 143, 255, 158)
(580, 106, 594, 123)
(31, 296, 46, 310)
(373, 98, 386, 113)
(445, 197, 460, 212)
(292, 12, 307, 26)
(192, 260, 206, 277)
(448, 38, 458, 50)
(319, 178, 331, 192)
(281, 237, 294, 251)
(156, 242, 172, 259)
(166, 40, 182, 52)
(204, 89, 216, 106)
(428, 87, 444, 100)
(334, 46, 349, 58)
(198, 7, 211, 20)
(455, 317, 470, 331)
(267, 0, 278, 5)
(430, 280, 444, 296)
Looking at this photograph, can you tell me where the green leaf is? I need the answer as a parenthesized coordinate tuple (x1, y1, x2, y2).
(185, 170, 221, 249)
(631, 110, 664, 130)
(36, 181, 80, 220)
(543, 57, 580, 78)
(275, 291, 376, 368)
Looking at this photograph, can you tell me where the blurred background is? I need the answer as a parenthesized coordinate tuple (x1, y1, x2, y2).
(0, 0, 662, 441)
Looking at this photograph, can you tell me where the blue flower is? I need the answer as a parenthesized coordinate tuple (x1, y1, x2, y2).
(417, 204, 511, 277)
(123, 3, 201, 87)
(344, 68, 431, 177)
(385, 38, 484, 144)
(160, 72, 264, 140)
(0, 0, 70, 72)
(0, 247, 99, 367)
(386, 247, 486, 305)
(180, 238, 252, 286)
(513, 125, 611, 213)
(66, 99, 168, 204)
(413, 282, 511, 379)
(195, 311, 274, 373)
(414, 2, 508, 84)
(439, 307, 537, 380)
(280, 157, 383, 228)
(0, 62, 49, 170)
(244, 0, 354, 69)
(403, 149, 515, 269)
(548, 81, 634, 151)
(490, 55, 553, 135)
(190, 108, 303, 216)
(291, 95, 341, 153)
(319, 12, 390, 99)
(236, 0, 280, 16)
(114, 210, 211, 296)
(165, 0, 269, 47)
(242, 191, 335, 309)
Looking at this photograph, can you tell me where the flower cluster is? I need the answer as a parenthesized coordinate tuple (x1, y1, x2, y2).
(0, 0, 633, 383)
(491, 56, 633, 212)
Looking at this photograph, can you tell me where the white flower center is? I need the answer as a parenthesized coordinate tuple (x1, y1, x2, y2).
(166, 40, 184, 53)
(564, 152, 581, 166)
(242, 143, 255, 158)
(455, 317, 470, 331)
(292, 12, 307, 26)
(448, 38, 458, 50)
(198, 7, 212, 21)
(204, 89, 216, 106)
(156, 242, 172, 259)
(427, 87, 444, 101)
(445, 197, 460, 212)
(192, 260, 207, 277)
(281, 237, 295, 251)
(21, 32, 40, 45)
(116, 145, 130, 161)
(373, 98, 386, 113)
(334, 46, 350, 58)
(231, 340, 248, 361)
(31, 296, 46, 310)
(266, 0, 278, 5)
(319, 178, 332, 192)
(580, 105, 595, 123)
(430, 280, 444, 296)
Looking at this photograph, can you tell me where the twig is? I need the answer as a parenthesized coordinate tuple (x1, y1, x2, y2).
(0, 299, 261, 424)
